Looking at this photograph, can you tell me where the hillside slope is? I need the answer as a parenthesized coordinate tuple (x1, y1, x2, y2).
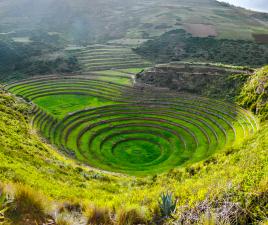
(134, 29, 268, 66)
(0, 71, 267, 223)
(0, 0, 268, 43)
(238, 66, 268, 121)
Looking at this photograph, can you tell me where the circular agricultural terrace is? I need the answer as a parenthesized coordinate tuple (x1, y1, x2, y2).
(5, 74, 258, 175)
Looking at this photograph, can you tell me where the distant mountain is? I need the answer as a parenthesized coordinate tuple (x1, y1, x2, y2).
(0, 0, 268, 44)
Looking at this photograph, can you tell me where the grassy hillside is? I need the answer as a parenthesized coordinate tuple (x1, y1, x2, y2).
(0, 68, 267, 223)
(0, 0, 268, 44)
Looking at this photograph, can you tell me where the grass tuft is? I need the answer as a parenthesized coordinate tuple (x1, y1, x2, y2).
(6, 184, 47, 224)
(116, 208, 147, 225)
(86, 206, 113, 225)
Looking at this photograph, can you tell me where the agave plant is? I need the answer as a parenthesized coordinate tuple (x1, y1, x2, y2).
(158, 192, 177, 218)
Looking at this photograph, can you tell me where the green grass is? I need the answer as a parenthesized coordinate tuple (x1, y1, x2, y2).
(97, 76, 132, 85)
(5, 74, 258, 175)
(83, 68, 144, 85)
(118, 68, 145, 74)
(34, 95, 116, 119)
(238, 66, 268, 121)
(0, 90, 267, 224)
(93, 70, 130, 76)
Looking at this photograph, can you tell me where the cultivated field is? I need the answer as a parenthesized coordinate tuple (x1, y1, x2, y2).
(5, 74, 258, 175)
(68, 45, 151, 72)
(183, 24, 218, 37)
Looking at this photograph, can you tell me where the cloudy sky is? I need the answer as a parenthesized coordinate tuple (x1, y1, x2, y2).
(219, 0, 268, 12)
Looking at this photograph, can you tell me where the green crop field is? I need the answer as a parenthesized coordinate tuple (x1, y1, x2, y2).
(5, 73, 258, 175)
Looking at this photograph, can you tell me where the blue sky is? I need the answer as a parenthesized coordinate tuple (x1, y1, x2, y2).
(219, 0, 268, 12)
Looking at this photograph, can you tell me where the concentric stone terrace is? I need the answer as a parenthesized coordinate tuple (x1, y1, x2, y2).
(5, 75, 258, 175)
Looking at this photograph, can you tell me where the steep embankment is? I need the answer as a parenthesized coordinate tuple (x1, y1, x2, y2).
(238, 66, 268, 121)
(136, 62, 251, 100)
(0, 72, 267, 224)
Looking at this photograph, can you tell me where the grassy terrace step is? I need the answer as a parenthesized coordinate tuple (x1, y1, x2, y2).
(6, 75, 258, 175)
(77, 52, 139, 58)
(77, 49, 134, 55)
(83, 60, 150, 67)
(76, 51, 141, 56)
(80, 58, 146, 65)
(50, 96, 253, 141)
(48, 103, 251, 173)
(8, 82, 130, 97)
(58, 105, 225, 142)
(77, 53, 142, 59)
(79, 48, 133, 54)
(57, 110, 224, 152)
(78, 56, 142, 62)
(7, 76, 251, 129)
(82, 63, 152, 71)
(5, 75, 132, 89)
(8, 75, 253, 131)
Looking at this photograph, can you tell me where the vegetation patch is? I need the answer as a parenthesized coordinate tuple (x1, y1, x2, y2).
(0, 35, 80, 82)
(5, 74, 258, 175)
(238, 66, 268, 121)
(134, 29, 268, 67)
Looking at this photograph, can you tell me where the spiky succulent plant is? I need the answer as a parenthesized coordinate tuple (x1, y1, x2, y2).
(159, 192, 177, 218)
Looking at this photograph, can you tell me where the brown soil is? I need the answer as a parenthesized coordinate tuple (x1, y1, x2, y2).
(253, 34, 268, 44)
(183, 23, 218, 37)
